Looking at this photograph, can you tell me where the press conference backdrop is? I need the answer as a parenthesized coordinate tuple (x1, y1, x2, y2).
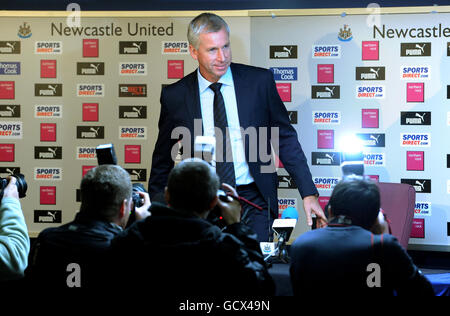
(0, 8, 449, 251)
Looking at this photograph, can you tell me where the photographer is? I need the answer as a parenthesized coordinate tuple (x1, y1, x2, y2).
(289, 177, 434, 296)
(0, 177, 29, 281)
(110, 158, 275, 295)
(26, 165, 150, 288)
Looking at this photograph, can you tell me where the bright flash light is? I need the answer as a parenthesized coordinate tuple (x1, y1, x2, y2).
(339, 134, 363, 154)
(339, 134, 365, 178)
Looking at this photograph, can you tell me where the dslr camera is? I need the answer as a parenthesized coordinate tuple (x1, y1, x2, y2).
(0, 173, 27, 200)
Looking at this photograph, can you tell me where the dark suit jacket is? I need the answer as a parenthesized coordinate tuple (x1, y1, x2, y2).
(289, 225, 434, 296)
(149, 62, 317, 216)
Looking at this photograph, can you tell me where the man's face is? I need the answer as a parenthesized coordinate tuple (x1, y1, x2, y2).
(189, 27, 232, 83)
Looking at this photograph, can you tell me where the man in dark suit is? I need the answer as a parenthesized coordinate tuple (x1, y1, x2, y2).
(289, 177, 434, 296)
(149, 12, 326, 241)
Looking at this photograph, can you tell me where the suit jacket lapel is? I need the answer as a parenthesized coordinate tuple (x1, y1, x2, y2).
(184, 69, 202, 122)
(231, 63, 252, 129)
(184, 70, 203, 152)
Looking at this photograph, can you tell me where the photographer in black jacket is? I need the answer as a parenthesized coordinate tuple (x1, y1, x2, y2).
(111, 158, 275, 296)
(26, 164, 150, 288)
(290, 177, 434, 296)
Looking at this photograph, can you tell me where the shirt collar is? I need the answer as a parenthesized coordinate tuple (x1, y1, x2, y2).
(197, 66, 234, 94)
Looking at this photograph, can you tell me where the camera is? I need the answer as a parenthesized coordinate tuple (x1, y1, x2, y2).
(0, 173, 27, 200)
(131, 183, 146, 208)
(206, 189, 230, 228)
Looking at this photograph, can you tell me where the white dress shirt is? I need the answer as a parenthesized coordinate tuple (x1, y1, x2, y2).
(197, 67, 254, 186)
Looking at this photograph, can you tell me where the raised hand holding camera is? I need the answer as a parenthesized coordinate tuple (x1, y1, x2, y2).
(216, 183, 241, 226)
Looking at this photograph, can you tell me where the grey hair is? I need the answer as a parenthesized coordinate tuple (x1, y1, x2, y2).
(187, 13, 230, 49)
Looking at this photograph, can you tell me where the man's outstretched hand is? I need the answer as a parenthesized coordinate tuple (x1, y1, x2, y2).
(302, 195, 327, 228)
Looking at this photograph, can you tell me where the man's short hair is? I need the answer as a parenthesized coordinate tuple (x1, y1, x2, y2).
(328, 177, 380, 229)
(187, 12, 230, 49)
(80, 165, 132, 221)
(167, 158, 220, 213)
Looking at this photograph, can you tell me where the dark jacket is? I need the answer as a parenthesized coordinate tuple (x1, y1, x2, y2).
(26, 212, 122, 288)
(289, 225, 434, 296)
(149, 63, 318, 218)
(110, 203, 275, 296)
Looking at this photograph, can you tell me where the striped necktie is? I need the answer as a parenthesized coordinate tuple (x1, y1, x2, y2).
(209, 82, 236, 187)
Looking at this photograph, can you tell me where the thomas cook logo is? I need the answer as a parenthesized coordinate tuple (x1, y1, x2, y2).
(338, 25, 353, 42)
(18, 22, 32, 39)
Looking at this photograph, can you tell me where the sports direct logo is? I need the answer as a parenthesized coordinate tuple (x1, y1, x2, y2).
(313, 177, 339, 190)
(414, 202, 432, 216)
(162, 41, 189, 54)
(76, 147, 97, 160)
(401, 66, 430, 80)
(34, 167, 62, 180)
(119, 62, 147, 75)
(312, 111, 341, 124)
(278, 198, 297, 216)
(356, 85, 385, 99)
(77, 84, 104, 97)
(35, 41, 62, 54)
(0, 121, 22, 138)
(312, 45, 341, 58)
(119, 126, 147, 139)
(35, 105, 62, 118)
(401, 133, 431, 147)
(364, 153, 386, 166)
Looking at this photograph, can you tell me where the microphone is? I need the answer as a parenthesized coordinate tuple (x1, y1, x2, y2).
(277, 207, 298, 245)
(194, 135, 215, 164)
(273, 218, 297, 249)
(281, 207, 299, 220)
(262, 214, 297, 263)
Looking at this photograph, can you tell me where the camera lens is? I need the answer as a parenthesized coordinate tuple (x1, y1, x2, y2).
(13, 174, 27, 198)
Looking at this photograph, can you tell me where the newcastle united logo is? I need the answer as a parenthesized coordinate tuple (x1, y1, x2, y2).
(338, 24, 352, 42)
(18, 22, 32, 39)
